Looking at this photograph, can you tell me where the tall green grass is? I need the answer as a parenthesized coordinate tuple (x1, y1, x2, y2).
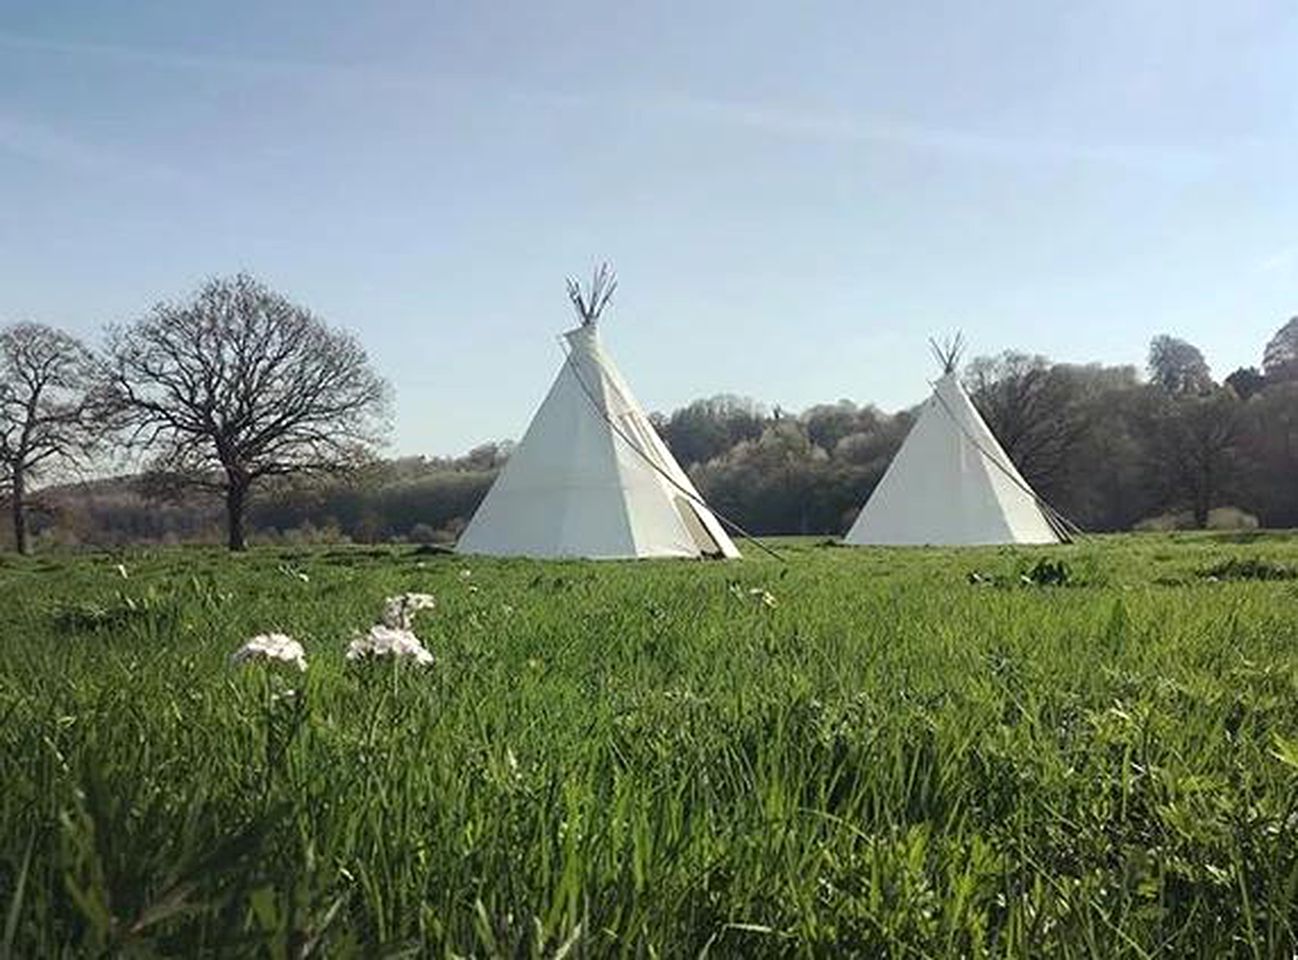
(2, 534, 1297, 956)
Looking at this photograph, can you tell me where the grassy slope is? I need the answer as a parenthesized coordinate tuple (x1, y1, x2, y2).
(1, 534, 1297, 956)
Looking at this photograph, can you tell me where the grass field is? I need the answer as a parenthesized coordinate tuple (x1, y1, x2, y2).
(2, 534, 1298, 957)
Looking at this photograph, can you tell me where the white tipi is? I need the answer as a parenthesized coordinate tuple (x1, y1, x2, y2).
(456, 266, 740, 560)
(844, 339, 1062, 546)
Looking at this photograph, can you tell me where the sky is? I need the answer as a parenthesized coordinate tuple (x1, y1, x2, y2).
(1, 1, 1295, 456)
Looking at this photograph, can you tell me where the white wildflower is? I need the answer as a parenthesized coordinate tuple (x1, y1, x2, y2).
(748, 588, 777, 609)
(277, 564, 310, 583)
(459, 568, 473, 580)
(380, 592, 437, 629)
(115, 563, 129, 579)
(230, 633, 308, 672)
(346, 624, 434, 665)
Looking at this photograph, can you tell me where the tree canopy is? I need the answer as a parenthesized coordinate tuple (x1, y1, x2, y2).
(105, 274, 391, 550)
(11, 308, 1298, 552)
(1262, 317, 1298, 382)
(1148, 335, 1213, 395)
(0, 323, 101, 553)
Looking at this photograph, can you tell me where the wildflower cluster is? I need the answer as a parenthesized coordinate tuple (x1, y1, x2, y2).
(346, 623, 435, 665)
(380, 592, 436, 630)
(729, 582, 778, 609)
(230, 592, 438, 672)
(229, 633, 308, 672)
(347, 593, 437, 665)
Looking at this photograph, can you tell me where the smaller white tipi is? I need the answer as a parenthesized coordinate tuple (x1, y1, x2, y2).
(844, 338, 1063, 546)
(456, 266, 740, 560)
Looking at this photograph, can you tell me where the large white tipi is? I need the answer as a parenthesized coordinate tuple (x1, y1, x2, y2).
(844, 339, 1063, 547)
(456, 266, 740, 560)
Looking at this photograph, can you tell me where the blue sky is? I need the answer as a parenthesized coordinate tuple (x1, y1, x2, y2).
(1, 1, 1295, 455)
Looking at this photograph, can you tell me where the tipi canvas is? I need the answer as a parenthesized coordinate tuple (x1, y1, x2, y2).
(844, 343, 1061, 546)
(456, 267, 740, 560)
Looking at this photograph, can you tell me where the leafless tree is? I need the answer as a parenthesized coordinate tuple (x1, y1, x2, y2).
(1138, 387, 1243, 527)
(105, 274, 391, 551)
(0, 323, 102, 554)
(964, 352, 1090, 491)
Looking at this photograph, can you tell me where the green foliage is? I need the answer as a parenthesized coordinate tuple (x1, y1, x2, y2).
(1147, 334, 1214, 395)
(1199, 556, 1297, 582)
(30, 360, 1298, 548)
(1021, 558, 1072, 586)
(967, 557, 1083, 589)
(1262, 317, 1298, 383)
(2, 537, 1298, 955)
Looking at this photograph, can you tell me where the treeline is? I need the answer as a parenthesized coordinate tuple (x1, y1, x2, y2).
(680, 322, 1298, 534)
(22, 318, 1298, 548)
(2, 274, 390, 554)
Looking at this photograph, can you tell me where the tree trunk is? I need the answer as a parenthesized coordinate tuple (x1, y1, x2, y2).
(1195, 460, 1214, 529)
(1193, 477, 1211, 529)
(11, 468, 27, 556)
(1193, 500, 1209, 529)
(226, 481, 249, 551)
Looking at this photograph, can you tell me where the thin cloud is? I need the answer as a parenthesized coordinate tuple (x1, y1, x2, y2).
(0, 29, 1222, 178)
(643, 93, 1220, 177)
(0, 30, 322, 78)
(1260, 245, 1297, 273)
(0, 112, 190, 185)
(0, 29, 436, 93)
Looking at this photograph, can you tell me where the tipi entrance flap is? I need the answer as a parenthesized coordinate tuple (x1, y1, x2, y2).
(560, 321, 740, 559)
(592, 353, 740, 559)
(674, 495, 727, 556)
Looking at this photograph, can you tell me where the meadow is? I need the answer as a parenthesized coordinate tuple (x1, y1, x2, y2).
(1, 534, 1297, 957)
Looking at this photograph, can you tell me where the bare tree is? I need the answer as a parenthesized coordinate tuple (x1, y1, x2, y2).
(1238, 382, 1298, 525)
(106, 274, 391, 551)
(0, 323, 101, 554)
(964, 352, 1090, 491)
(1138, 387, 1243, 527)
